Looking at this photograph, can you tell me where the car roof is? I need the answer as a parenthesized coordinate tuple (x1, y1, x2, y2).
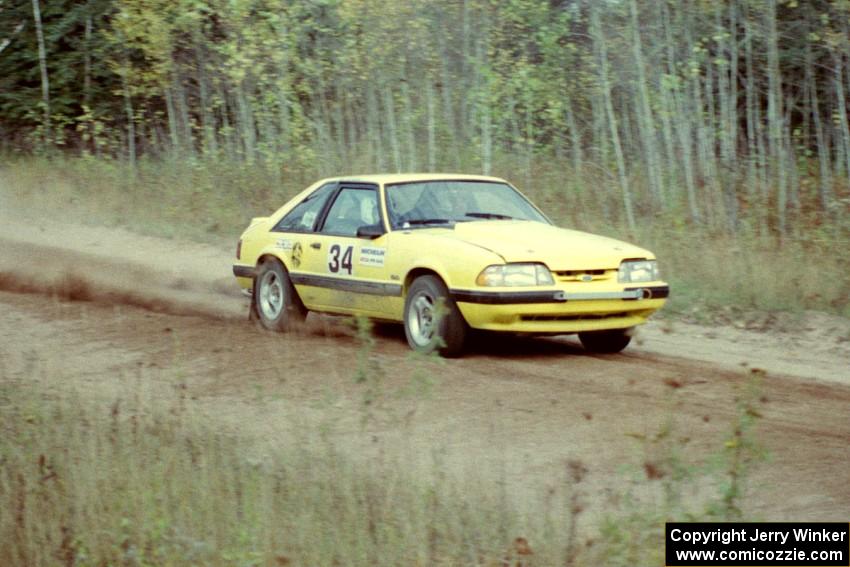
(317, 173, 508, 186)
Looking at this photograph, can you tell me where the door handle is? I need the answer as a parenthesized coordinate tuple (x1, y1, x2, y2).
(310, 242, 321, 250)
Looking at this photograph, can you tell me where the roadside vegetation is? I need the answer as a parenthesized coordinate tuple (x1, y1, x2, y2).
(0, 336, 766, 567)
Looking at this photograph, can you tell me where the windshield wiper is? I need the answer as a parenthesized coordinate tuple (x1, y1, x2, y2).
(465, 212, 513, 220)
(403, 218, 452, 226)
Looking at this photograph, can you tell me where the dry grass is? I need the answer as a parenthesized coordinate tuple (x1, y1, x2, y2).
(0, 358, 766, 567)
(0, 368, 582, 566)
(644, 227, 850, 317)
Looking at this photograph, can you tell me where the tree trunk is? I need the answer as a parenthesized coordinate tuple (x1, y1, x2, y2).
(164, 86, 180, 154)
(629, 0, 664, 208)
(384, 87, 401, 173)
(660, 0, 700, 223)
(194, 29, 218, 158)
(563, 95, 582, 178)
(805, 41, 831, 212)
(834, 53, 850, 182)
(31, 0, 50, 146)
(481, 97, 492, 176)
(765, 0, 786, 237)
(366, 81, 384, 171)
(437, 28, 458, 169)
(83, 12, 94, 154)
(426, 81, 436, 172)
(401, 80, 417, 172)
(743, 7, 761, 225)
(120, 63, 136, 172)
(590, 5, 635, 230)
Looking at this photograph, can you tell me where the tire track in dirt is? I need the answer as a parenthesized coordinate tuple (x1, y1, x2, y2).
(0, 237, 244, 319)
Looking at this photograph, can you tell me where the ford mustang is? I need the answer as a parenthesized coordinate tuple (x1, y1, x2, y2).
(232, 174, 668, 356)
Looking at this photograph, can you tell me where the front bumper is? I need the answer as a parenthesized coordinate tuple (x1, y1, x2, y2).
(451, 285, 669, 334)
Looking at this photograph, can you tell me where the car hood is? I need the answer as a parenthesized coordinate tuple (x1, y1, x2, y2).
(443, 221, 653, 270)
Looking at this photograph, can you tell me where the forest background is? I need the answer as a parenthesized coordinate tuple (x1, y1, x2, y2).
(1, 0, 849, 317)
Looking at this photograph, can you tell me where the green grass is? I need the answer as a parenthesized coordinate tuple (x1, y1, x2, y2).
(2, 154, 848, 318)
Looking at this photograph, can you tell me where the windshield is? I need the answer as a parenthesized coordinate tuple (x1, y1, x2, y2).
(384, 180, 549, 229)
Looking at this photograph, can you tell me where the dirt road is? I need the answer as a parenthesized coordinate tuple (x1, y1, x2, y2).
(1, 207, 848, 523)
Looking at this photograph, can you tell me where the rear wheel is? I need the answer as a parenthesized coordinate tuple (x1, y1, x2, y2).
(253, 259, 306, 331)
(578, 328, 632, 353)
(404, 275, 468, 357)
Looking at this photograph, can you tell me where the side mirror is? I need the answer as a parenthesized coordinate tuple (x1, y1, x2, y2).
(356, 224, 385, 239)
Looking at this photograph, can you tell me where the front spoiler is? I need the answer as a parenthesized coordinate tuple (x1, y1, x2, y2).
(450, 285, 669, 304)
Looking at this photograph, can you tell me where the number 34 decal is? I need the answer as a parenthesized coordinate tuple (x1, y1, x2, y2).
(327, 244, 353, 275)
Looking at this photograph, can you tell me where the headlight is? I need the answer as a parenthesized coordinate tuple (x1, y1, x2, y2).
(618, 259, 659, 283)
(476, 263, 554, 287)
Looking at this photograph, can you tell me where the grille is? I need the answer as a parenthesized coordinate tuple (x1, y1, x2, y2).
(552, 269, 615, 283)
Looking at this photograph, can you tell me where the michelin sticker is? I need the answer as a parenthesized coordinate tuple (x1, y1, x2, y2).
(359, 246, 386, 267)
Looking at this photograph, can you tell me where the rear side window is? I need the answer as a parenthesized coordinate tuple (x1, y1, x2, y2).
(273, 183, 336, 232)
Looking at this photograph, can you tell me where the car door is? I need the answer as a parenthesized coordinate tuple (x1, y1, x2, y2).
(295, 183, 398, 317)
(266, 182, 337, 309)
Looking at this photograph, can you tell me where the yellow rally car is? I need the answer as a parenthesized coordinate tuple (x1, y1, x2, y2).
(233, 174, 668, 356)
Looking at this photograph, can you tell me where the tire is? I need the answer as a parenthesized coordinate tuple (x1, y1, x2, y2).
(252, 259, 307, 331)
(404, 275, 468, 357)
(578, 328, 632, 354)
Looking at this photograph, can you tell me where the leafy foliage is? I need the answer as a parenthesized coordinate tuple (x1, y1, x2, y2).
(1, 0, 849, 236)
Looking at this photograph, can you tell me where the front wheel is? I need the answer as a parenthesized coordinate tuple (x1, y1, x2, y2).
(404, 275, 468, 357)
(253, 259, 306, 331)
(578, 328, 632, 353)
